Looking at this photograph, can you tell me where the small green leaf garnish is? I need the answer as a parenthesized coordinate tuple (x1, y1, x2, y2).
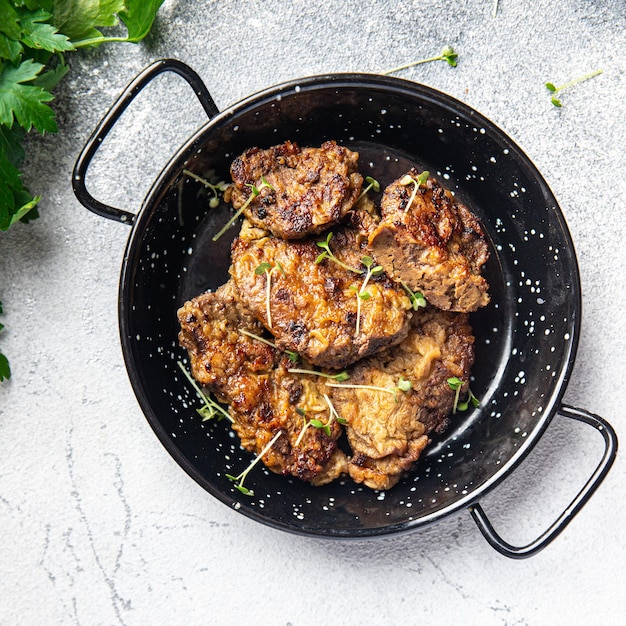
(357, 175, 381, 201)
(447, 376, 480, 414)
(352, 256, 385, 335)
(177, 361, 233, 423)
(226, 430, 283, 496)
(287, 367, 350, 381)
(183, 169, 228, 208)
(213, 177, 274, 241)
(254, 261, 284, 329)
(315, 232, 364, 274)
(400, 281, 427, 310)
(383, 46, 458, 75)
(295, 394, 347, 445)
(399, 171, 429, 212)
(254, 261, 273, 275)
(545, 70, 603, 108)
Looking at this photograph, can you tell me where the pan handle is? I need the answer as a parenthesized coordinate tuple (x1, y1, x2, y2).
(72, 58, 219, 224)
(469, 405, 617, 559)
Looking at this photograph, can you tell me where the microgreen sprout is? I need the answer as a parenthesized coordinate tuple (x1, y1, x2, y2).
(254, 261, 284, 329)
(213, 177, 274, 241)
(357, 176, 381, 202)
(399, 171, 429, 212)
(225, 430, 283, 496)
(327, 377, 412, 403)
(294, 396, 347, 446)
(238, 328, 299, 362)
(545, 70, 603, 108)
(383, 46, 458, 75)
(287, 367, 350, 382)
(183, 169, 229, 209)
(351, 256, 384, 335)
(315, 232, 364, 274)
(294, 407, 329, 444)
(177, 361, 233, 423)
(400, 281, 427, 310)
(323, 393, 348, 427)
(447, 376, 480, 414)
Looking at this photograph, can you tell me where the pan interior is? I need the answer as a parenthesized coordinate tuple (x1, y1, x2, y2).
(121, 76, 580, 536)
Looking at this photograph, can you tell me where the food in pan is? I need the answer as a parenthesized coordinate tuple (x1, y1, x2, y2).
(178, 141, 490, 492)
(369, 168, 490, 312)
(229, 209, 412, 369)
(224, 140, 363, 239)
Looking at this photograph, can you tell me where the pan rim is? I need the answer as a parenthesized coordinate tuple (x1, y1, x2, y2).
(118, 72, 582, 537)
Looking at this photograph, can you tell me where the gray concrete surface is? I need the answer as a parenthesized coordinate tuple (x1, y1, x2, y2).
(1, 0, 625, 623)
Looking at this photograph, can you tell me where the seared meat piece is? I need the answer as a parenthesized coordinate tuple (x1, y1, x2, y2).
(369, 170, 490, 312)
(229, 214, 413, 369)
(225, 140, 363, 239)
(326, 307, 475, 490)
(177, 281, 347, 485)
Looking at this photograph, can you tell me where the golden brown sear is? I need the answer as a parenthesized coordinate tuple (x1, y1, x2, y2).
(326, 308, 475, 490)
(229, 213, 413, 370)
(226, 140, 363, 239)
(178, 146, 491, 492)
(369, 170, 490, 312)
(177, 281, 347, 484)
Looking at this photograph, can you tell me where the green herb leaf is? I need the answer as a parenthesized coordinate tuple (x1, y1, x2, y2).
(0, 58, 57, 133)
(545, 70, 602, 107)
(315, 232, 363, 274)
(0, 0, 22, 40)
(0, 351, 9, 381)
(119, 0, 166, 42)
(20, 9, 75, 53)
(255, 261, 273, 275)
(383, 46, 458, 75)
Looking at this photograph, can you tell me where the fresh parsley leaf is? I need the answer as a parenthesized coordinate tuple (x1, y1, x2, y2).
(53, 0, 127, 43)
(20, 9, 75, 53)
(0, 58, 57, 133)
(0, 0, 21, 40)
(119, 0, 165, 42)
(0, 0, 165, 381)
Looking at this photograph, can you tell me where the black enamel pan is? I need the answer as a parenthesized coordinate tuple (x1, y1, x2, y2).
(73, 59, 617, 558)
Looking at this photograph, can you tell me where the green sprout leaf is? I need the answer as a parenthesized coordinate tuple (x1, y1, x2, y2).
(213, 177, 274, 241)
(545, 70, 603, 107)
(383, 46, 458, 75)
(315, 232, 364, 274)
(399, 170, 429, 212)
(447, 376, 480, 414)
(226, 430, 283, 496)
(177, 361, 232, 423)
(183, 169, 228, 209)
(328, 377, 413, 404)
(352, 255, 385, 335)
(400, 281, 427, 310)
(357, 175, 381, 201)
(254, 261, 284, 329)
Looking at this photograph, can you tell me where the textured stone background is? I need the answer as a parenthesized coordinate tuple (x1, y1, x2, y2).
(1, 1, 625, 624)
